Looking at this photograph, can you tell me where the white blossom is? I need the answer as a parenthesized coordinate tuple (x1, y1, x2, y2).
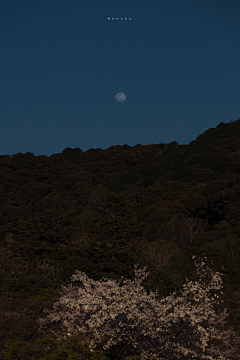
(37, 257, 238, 360)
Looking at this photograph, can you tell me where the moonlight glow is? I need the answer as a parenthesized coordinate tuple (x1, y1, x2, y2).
(115, 92, 126, 102)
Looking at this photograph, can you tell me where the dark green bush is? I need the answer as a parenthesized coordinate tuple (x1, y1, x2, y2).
(0, 335, 108, 360)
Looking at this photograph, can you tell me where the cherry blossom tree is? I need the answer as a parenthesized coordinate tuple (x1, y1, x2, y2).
(37, 257, 240, 359)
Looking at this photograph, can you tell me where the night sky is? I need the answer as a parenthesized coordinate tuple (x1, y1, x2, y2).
(1, 0, 240, 157)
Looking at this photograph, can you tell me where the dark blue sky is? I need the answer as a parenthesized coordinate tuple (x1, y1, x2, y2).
(1, 0, 240, 156)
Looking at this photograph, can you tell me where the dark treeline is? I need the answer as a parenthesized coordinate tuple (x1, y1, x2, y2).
(1, 119, 240, 359)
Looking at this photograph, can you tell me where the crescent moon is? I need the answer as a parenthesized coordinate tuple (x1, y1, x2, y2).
(115, 92, 126, 102)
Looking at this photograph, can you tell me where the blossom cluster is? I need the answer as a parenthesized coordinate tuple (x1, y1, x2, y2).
(37, 257, 238, 359)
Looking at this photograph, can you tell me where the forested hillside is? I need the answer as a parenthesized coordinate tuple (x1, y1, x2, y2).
(1, 119, 240, 359)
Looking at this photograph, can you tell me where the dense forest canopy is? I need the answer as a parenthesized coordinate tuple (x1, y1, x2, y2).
(1, 118, 240, 358)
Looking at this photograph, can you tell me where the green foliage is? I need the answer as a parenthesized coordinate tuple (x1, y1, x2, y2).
(0, 248, 26, 304)
(30, 287, 61, 301)
(0, 336, 107, 360)
(89, 352, 108, 360)
(125, 356, 157, 360)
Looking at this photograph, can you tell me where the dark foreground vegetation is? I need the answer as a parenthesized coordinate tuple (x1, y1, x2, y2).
(1, 119, 240, 359)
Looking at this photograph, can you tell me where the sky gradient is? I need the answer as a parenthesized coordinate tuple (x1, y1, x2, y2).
(1, 0, 240, 156)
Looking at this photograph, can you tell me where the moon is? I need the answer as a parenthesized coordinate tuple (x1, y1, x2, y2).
(115, 92, 126, 102)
